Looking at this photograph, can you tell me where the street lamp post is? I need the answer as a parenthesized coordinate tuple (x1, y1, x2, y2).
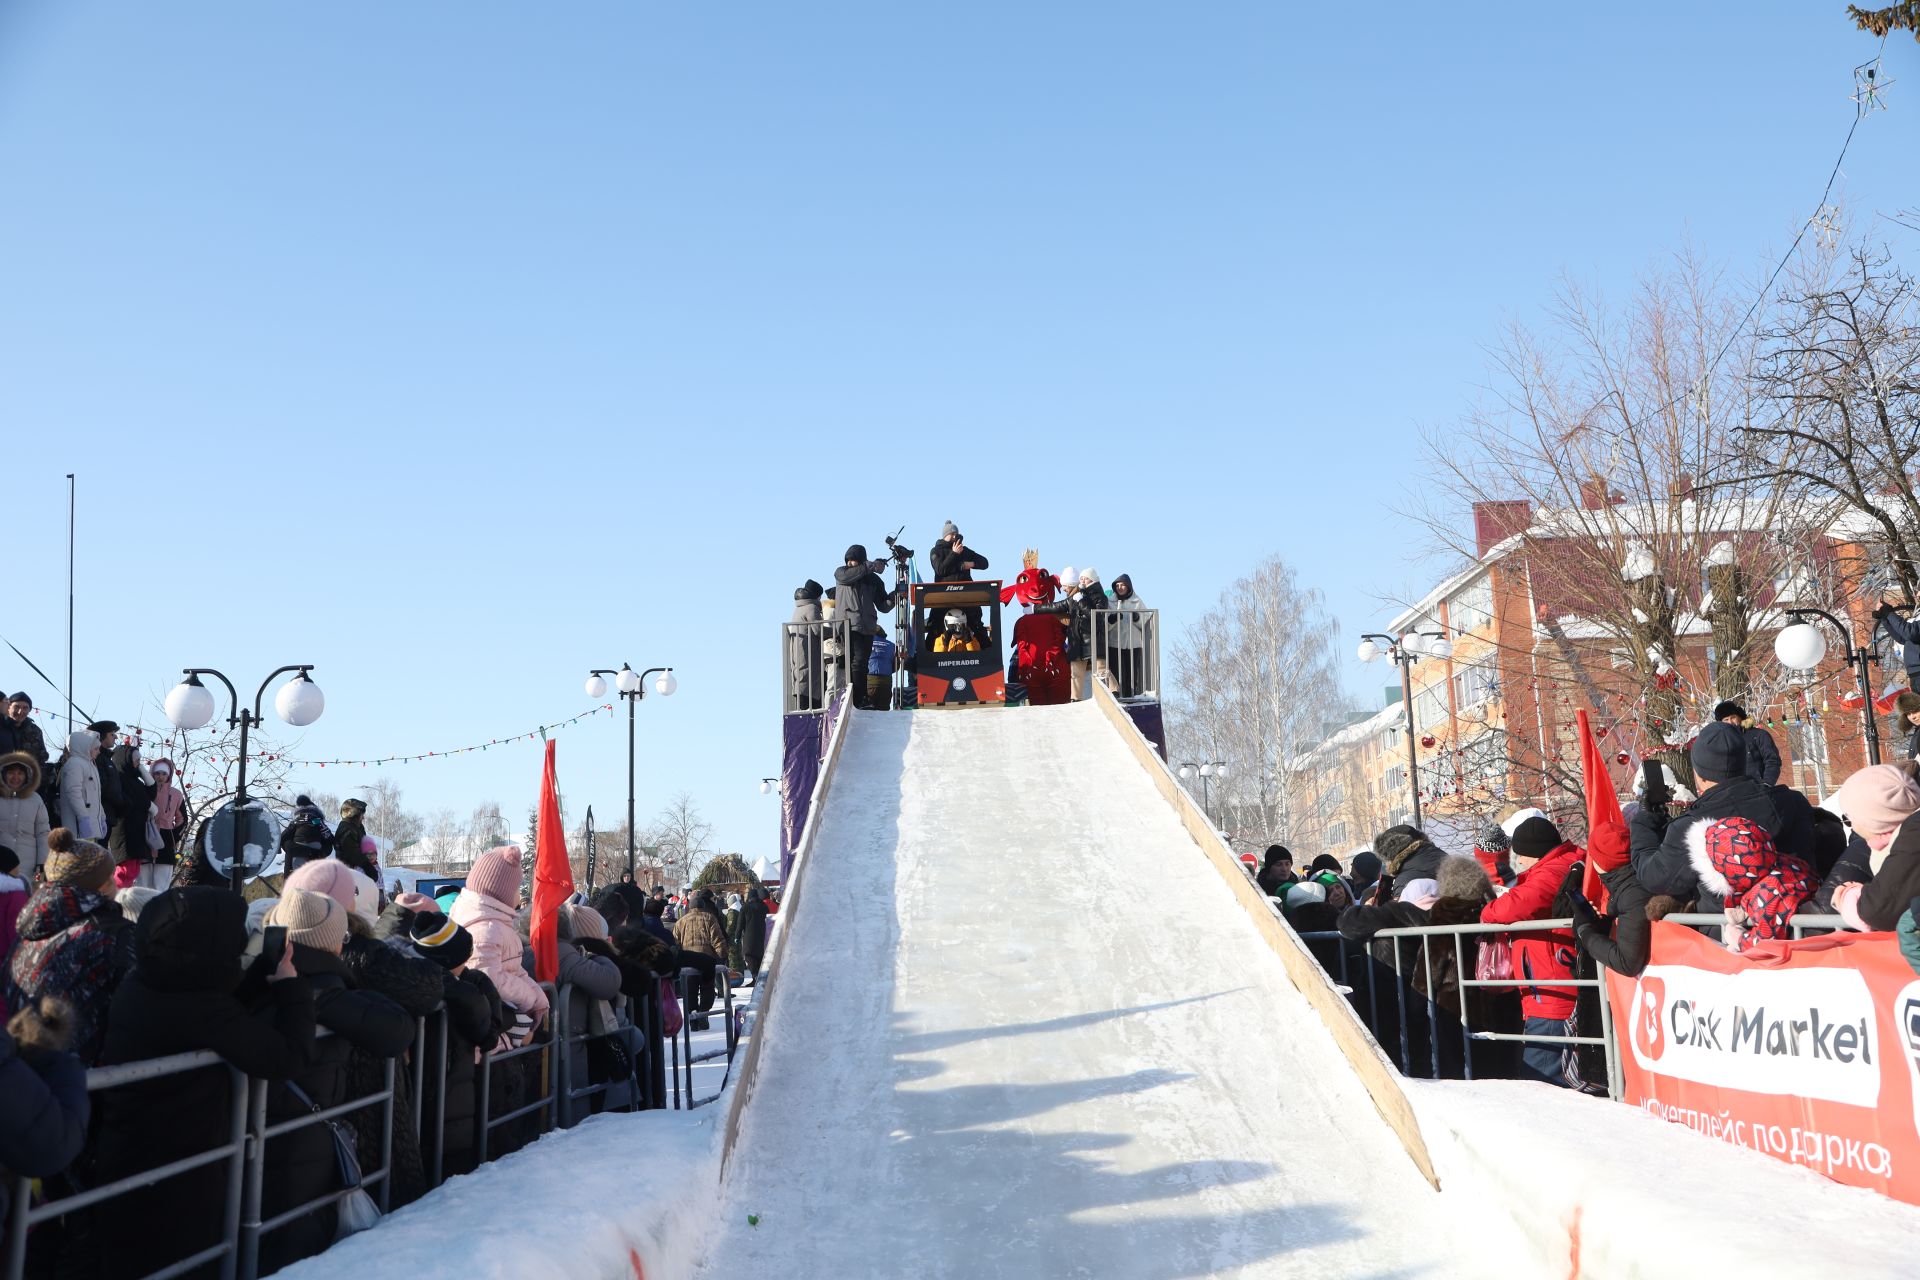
(1357, 630, 1451, 827)
(584, 664, 678, 878)
(164, 665, 324, 891)
(758, 777, 778, 795)
(1178, 759, 1228, 822)
(1775, 609, 1882, 766)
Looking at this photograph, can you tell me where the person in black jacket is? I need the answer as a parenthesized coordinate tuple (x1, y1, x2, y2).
(738, 886, 770, 983)
(1874, 599, 1920, 694)
(257, 890, 411, 1273)
(929, 522, 989, 583)
(1897, 691, 1920, 762)
(96, 888, 316, 1280)
(832, 546, 898, 710)
(88, 721, 125, 837)
(1255, 845, 1295, 897)
(342, 905, 445, 1207)
(0, 997, 88, 1232)
(1630, 723, 1815, 914)
(1712, 701, 1782, 786)
(1372, 824, 1444, 887)
(1569, 863, 1654, 977)
(397, 908, 504, 1179)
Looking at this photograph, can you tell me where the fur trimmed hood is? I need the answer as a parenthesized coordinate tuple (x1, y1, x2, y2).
(1685, 819, 1731, 897)
(0, 752, 39, 800)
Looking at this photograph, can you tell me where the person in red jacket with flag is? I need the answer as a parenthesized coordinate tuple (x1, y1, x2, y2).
(1479, 815, 1582, 1086)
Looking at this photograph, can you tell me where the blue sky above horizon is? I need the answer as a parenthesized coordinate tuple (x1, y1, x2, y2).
(2, 3, 1911, 865)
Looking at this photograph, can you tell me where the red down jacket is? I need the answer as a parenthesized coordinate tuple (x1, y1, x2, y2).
(1478, 841, 1582, 1020)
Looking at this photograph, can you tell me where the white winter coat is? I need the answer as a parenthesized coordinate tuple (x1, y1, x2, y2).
(57, 731, 105, 840)
(0, 752, 50, 878)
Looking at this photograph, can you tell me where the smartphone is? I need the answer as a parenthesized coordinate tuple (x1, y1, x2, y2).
(262, 925, 288, 966)
(1375, 872, 1395, 904)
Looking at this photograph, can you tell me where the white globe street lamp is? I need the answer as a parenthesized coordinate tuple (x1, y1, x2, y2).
(655, 670, 678, 697)
(165, 675, 217, 731)
(1356, 639, 1381, 664)
(1774, 622, 1827, 671)
(584, 673, 608, 699)
(273, 672, 326, 727)
(615, 664, 641, 695)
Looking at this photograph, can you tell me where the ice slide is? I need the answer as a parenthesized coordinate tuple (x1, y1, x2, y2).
(695, 702, 1488, 1279)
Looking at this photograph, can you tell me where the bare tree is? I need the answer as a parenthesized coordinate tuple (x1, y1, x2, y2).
(645, 791, 714, 890)
(1409, 249, 1842, 793)
(1164, 555, 1343, 848)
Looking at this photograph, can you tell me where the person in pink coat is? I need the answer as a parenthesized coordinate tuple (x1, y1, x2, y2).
(450, 845, 548, 1044)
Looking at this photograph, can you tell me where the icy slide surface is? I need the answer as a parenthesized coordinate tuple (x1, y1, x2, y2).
(695, 703, 1483, 1279)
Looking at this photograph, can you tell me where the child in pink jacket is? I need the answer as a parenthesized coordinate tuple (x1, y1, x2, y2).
(450, 844, 548, 1045)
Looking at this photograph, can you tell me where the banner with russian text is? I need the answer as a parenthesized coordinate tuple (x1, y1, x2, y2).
(1607, 921, 1920, 1205)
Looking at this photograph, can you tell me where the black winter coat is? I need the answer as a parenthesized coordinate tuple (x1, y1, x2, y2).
(1744, 726, 1783, 786)
(340, 934, 444, 1206)
(107, 746, 154, 862)
(737, 899, 769, 962)
(431, 968, 503, 1179)
(96, 889, 316, 1280)
(929, 541, 989, 583)
(258, 945, 411, 1274)
(1630, 776, 1814, 911)
(0, 1028, 88, 1228)
(1575, 864, 1653, 977)
(1823, 816, 1920, 932)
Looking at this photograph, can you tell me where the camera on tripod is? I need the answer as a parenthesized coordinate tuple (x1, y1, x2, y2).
(884, 534, 915, 564)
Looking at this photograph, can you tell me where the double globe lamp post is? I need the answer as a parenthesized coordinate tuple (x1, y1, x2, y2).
(164, 665, 325, 890)
(1356, 631, 1451, 827)
(1178, 760, 1228, 822)
(1774, 611, 1883, 766)
(584, 664, 677, 879)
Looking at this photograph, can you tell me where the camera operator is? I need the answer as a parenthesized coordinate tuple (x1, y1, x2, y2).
(930, 522, 989, 583)
(833, 545, 899, 710)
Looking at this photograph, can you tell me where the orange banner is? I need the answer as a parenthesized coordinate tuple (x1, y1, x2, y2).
(1608, 922, 1920, 1204)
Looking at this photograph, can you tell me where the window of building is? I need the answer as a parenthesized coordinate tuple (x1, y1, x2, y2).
(1327, 821, 1348, 848)
(1449, 574, 1495, 635)
(1383, 765, 1406, 793)
(1452, 655, 1497, 710)
(1413, 682, 1449, 734)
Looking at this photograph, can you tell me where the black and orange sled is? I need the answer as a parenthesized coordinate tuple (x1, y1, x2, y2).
(910, 581, 1005, 707)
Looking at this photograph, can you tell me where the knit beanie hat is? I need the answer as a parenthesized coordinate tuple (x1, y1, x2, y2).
(1349, 851, 1382, 886)
(564, 903, 610, 943)
(1476, 820, 1510, 854)
(1691, 721, 1748, 784)
(392, 891, 437, 914)
(1510, 816, 1563, 862)
(1832, 763, 1920, 837)
(270, 888, 348, 954)
(1281, 881, 1326, 913)
(1498, 806, 1548, 839)
(408, 911, 474, 971)
(348, 867, 381, 924)
(45, 839, 113, 891)
(1588, 818, 1631, 873)
(285, 858, 359, 918)
(941, 520, 959, 539)
(467, 844, 524, 906)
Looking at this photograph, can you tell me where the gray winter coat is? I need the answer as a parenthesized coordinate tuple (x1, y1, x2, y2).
(788, 598, 824, 706)
(832, 563, 896, 637)
(0, 754, 51, 877)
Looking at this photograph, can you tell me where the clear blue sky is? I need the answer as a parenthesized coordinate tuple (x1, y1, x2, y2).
(1, 3, 1909, 865)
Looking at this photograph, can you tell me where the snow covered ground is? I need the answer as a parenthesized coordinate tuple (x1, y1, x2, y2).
(692, 704, 1493, 1279)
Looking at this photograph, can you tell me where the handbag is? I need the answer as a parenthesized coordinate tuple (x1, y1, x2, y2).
(284, 1082, 382, 1239)
(585, 1032, 636, 1086)
(658, 977, 684, 1038)
(1474, 934, 1514, 984)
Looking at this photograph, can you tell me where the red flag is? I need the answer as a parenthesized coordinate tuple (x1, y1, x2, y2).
(530, 739, 573, 984)
(1576, 709, 1627, 908)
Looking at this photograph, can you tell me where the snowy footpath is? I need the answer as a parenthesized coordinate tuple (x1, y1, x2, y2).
(692, 706, 1493, 1279)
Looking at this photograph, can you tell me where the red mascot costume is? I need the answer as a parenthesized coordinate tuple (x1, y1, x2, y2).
(1002, 550, 1071, 707)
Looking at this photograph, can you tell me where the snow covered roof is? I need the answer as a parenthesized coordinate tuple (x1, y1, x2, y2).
(1290, 700, 1405, 768)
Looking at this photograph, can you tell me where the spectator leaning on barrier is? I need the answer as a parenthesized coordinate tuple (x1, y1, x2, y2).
(1478, 816, 1582, 1088)
(1471, 820, 1516, 891)
(1630, 721, 1814, 915)
(0, 995, 88, 1233)
(1691, 816, 1816, 954)
(7, 835, 130, 1064)
(95, 887, 317, 1280)
(1373, 824, 1445, 886)
(1107, 574, 1148, 698)
(452, 844, 549, 1045)
(1568, 820, 1653, 977)
(258, 889, 412, 1273)
(399, 906, 506, 1179)
(1256, 845, 1295, 897)
(1824, 762, 1920, 932)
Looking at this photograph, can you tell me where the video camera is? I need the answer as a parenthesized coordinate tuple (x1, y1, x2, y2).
(884, 532, 915, 565)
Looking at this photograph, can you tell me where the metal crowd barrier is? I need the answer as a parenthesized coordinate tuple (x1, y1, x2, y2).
(2, 973, 666, 1280)
(781, 617, 853, 714)
(667, 965, 739, 1111)
(1298, 910, 1851, 1100)
(1090, 607, 1158, 701)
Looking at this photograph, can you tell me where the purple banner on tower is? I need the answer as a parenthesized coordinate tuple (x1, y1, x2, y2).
(1125, 701, 1167, 759)
(780, 713, 821, 882)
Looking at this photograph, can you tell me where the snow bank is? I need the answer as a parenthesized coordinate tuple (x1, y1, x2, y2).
(1410, 1079, 1920, 1279)
(276, 1108, 722, 1280)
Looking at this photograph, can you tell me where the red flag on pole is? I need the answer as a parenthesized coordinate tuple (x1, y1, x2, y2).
(1576, 708, 1627, 909)
(530, 738, 573, 985)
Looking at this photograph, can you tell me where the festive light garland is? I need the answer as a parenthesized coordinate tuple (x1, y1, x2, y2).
(22, 702, 619, 772)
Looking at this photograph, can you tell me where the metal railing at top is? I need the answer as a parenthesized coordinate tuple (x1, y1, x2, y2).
(1090, 607, 1159, 702)
(782, 617, 853, 714)
(3, 976, 665, 1280)
(1296, 911, 1850, 1100)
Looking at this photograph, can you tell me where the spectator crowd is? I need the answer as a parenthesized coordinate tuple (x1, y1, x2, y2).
(1263, 715, 1920, 1090)
(0, 758, 779, 1278)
